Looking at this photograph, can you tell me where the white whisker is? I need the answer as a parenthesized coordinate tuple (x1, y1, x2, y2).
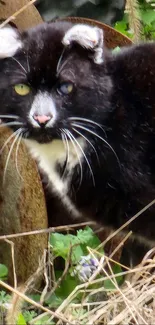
(0, 130, 20, 155)
(57, 55, 71, 76)
(11, 57, 27, 75)
(0, 121, 23, 128)
(26, 52, 30, 73)
(72, 127, 100, 165)
(0, 115, 19, 119)
(72, 123, 121, 169)
(64, 128, 95, 187)
(69, 116, 107, 137)
(60, 129, 70, 179)
(56, 48, 65, 75)
(63, 128, 83, 189)
(3, 128, 23, 184)
(15, 133, 24, 182)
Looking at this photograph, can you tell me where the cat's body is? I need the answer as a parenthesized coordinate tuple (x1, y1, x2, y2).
(1, 22, 155, 246)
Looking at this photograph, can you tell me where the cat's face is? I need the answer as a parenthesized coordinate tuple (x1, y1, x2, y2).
(0, 22, 112, 145)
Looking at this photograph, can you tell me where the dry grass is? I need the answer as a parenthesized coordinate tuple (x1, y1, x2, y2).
(0, 222, 155, 325)
(125, 0, 142, 43)
(0, 2, 155, 324)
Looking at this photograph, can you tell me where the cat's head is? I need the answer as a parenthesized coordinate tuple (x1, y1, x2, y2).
(0, 21, 112, 144)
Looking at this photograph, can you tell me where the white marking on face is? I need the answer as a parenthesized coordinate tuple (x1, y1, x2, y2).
(62, 24, 104, 64)
(29, 92, 57, 128)
(0, 26, 22, 58)
(25, 137, 86, 218)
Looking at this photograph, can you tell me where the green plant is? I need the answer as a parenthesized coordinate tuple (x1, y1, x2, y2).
(114, 0, 155, 40)
(0, 228, 124, 324)
(47, 227, 123, 308)
(0, 290, 10, 304)
(0, 264, 8, 280)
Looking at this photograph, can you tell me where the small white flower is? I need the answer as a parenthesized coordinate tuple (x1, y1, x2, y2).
(71, 254, 101, 282)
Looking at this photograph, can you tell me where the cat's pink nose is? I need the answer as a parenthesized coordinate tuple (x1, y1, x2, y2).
(33, 114, 52, 126)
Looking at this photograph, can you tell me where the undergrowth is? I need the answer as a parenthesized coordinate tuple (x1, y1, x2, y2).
(115, 0, 155, 41)
(0, 224, 155, 324)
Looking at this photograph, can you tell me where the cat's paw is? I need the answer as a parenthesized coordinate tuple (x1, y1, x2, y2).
(62, 24, 104, 64)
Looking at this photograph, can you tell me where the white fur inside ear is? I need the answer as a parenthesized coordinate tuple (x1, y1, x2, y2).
(62, 24, 104, 64)
(0, 26, 22, 58)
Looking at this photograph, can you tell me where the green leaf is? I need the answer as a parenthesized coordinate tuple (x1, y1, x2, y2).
(114, 17, 133, 38)
(50, 233, 79, 259)
(22, 310, 37, 322)
(0, 290, 11, 303)
(45, 267, 81, 307)
(77, 226, 102, 248)
(104, 264, 124, 290)
(141, 9, 155, 25)
(71, 245, 85, 264)
(112, 46, 121, 54)
(17, 313, 27, 325)
(28, 294, 41, 302)
(33, 315, 55, 324)
(115, 20, 127, 33)
(50, 232, 86, 263)
(0, 264, 8, 279)
(55, 273, 79, 299)
(77, 227, 94, 244)
(46, 273, 81, 307)
(45, 293, 63, 308)
(50, 227, 103, 263)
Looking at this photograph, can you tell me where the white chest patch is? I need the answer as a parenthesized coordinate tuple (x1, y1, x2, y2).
(25, 137, 86, 218)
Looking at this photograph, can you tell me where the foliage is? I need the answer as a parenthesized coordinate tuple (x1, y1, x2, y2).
(50, 226, 102, 263)
(114, 0, 155, 40)
(0, 264, 8, 280)
(47, 227, 123, 307)
(17, 313, 27, 325)
(0, 227, 124, 324)
(0, 290, 10, 304)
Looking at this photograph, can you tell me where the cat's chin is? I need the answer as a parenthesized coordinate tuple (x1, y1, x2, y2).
(26, 129, 61, 144)
(28, 136, 59, 144)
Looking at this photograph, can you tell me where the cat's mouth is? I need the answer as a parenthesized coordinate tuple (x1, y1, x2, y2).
(24, 127, 61, 144)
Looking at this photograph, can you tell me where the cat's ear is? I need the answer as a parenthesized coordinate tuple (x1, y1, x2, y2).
(62, 24, 104, 64)
(0, 25, 22, 59)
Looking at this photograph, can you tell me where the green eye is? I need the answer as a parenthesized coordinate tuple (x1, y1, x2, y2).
(14, 84, 31, 96)
(58, 82, 74, 95)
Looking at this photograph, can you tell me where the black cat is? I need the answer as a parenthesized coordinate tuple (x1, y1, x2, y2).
(0, 21, 155, 248)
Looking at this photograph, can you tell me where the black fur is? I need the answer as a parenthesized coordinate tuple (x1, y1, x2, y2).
(1, 21, 155, 245)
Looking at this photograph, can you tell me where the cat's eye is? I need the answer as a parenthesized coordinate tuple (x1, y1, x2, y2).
(57, 82, 74, 95)
(14, 84, 31, 96)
